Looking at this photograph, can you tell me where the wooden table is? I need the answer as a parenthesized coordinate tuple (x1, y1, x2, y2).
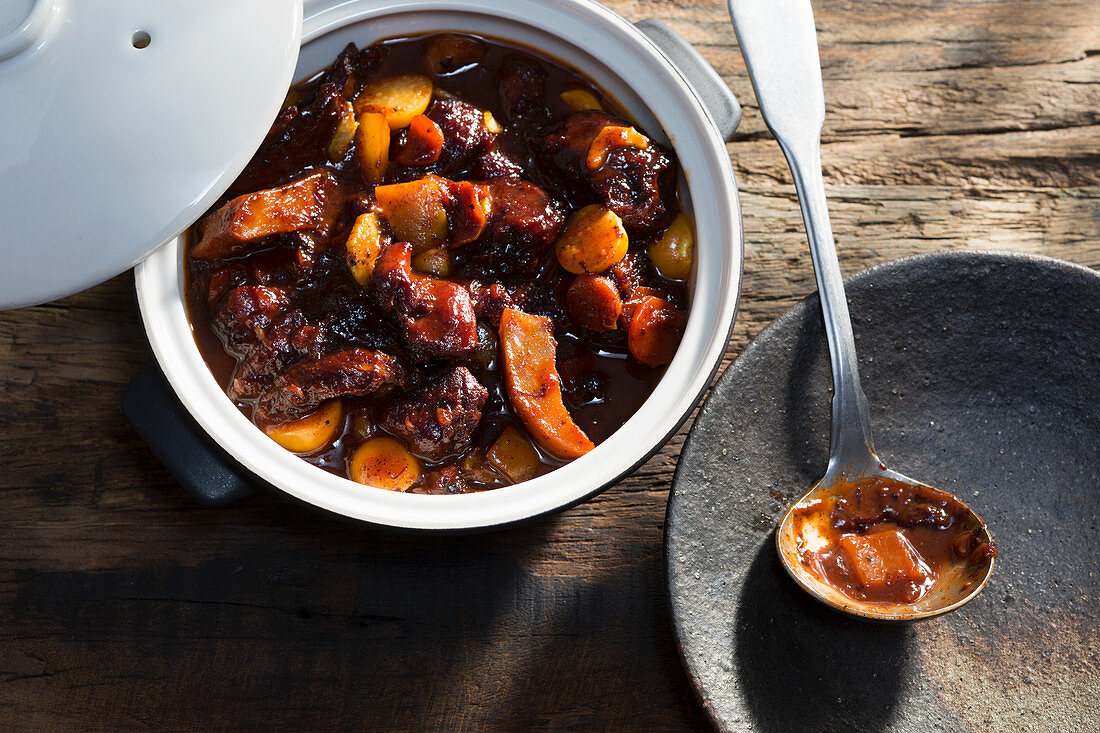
(2, 1, 1097, 729)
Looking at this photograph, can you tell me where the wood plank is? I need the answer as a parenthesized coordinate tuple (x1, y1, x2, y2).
(631, 0, 1100, 73)
(728, 55, 1100, 140)
(731, 126, 1100, 187)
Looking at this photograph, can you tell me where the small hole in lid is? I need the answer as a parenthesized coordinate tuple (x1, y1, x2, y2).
(132, 30, 151, 49)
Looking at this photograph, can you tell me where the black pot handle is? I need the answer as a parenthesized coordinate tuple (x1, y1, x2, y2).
(123, 362, 260, 507)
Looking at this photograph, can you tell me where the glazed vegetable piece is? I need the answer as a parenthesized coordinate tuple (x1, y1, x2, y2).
(566, 275, 622, 332)
(619, 286, 665, 325)
(469, 321, 498, 367)
(264, 399, 344, 454)
(348, 410, 376, 442)
(482, 111, 504, 133)
(395, 114, 445, 165)
(345, 212, 383, 287)
(354, 74, 433, 130)
(555, 204, 629, 275)
(627, 295, 687, 367)
(374, 176, 451, 252)
(499, 307, 595, 460)
(327, 101, 358, 160)
(451, 181, 493, 247)
(838, 529, 933, 600)
(192, 171, 339, 259)
(559, 88, 602, 112)
(349, 436, 421, 491)
(487, 424, 540, 483)
(462, 449, 507, 486)
(354, 111, 389, 185)
(586, 125, 649, 170)
(411, 247, 452, 277)
(426, 35, 487, 76)
(647, 213, 695, 281)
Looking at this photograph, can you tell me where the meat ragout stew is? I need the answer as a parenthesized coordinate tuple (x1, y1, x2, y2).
(186, 33, 694, 494)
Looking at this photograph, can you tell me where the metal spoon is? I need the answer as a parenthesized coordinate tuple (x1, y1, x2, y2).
(727, 0, 994, 620)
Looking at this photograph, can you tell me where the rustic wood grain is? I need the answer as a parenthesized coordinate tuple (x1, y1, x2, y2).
(1, 1, 1097, 730)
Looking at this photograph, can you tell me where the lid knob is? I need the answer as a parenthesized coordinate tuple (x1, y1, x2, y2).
(0, 0, 58, 61)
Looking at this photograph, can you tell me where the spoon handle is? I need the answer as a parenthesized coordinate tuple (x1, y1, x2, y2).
(727, 0, 878, 473)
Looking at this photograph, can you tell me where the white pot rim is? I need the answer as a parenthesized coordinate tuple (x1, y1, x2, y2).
(135, 0, 743, 530)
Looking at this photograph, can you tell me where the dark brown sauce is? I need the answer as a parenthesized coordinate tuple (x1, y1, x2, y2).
(790, 476, 996, 604)
(184, 33, 688, 493)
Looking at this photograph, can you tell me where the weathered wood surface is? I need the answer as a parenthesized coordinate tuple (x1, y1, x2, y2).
(1, 1, 1097, 730)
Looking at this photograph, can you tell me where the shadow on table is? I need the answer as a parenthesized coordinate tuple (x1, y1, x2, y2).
(16, 482, 709, 731)
(267, 507, 712, 730)
(733, 538, 912, 733)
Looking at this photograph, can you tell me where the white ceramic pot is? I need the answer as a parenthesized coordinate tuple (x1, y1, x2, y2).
(134, 0, 743, 530)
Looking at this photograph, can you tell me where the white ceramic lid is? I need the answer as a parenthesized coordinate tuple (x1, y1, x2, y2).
(0, 0, 302, 310)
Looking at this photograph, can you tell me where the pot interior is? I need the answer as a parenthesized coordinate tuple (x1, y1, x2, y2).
(136, 0, 743, 530)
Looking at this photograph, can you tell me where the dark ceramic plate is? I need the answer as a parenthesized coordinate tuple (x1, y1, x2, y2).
(667, 251, 1099, 732)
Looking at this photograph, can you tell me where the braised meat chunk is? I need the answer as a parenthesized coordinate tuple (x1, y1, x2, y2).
(538, 111, 675, 232)
(256, 348, 409, 423)
(590, 143, 676, 233)
(234, 83, 351, 193)
(380, 366, 488, 461)
(538, 110, 616, 174)
(210, 285, 289, 352)
(427, 100, 492, 170)
(421, 466, 472, 494)
(228, 309, 313, 401)
(185, 33, 692, 492)
(372, 242, 479, 360)
(478, 179, 564, 275)
(317, 42, 382, 98)
(498, 60, 547, 126)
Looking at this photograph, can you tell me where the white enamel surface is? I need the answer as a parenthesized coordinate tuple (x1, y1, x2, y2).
(0, 0, 301, 309)
(136, 0, 743, 530)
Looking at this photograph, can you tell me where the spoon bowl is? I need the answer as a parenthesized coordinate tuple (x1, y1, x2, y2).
(776, 467, 995, 621)
(728, 0, 995, 619)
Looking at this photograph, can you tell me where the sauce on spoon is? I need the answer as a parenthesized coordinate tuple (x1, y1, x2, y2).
(789, 476, 997, 605)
